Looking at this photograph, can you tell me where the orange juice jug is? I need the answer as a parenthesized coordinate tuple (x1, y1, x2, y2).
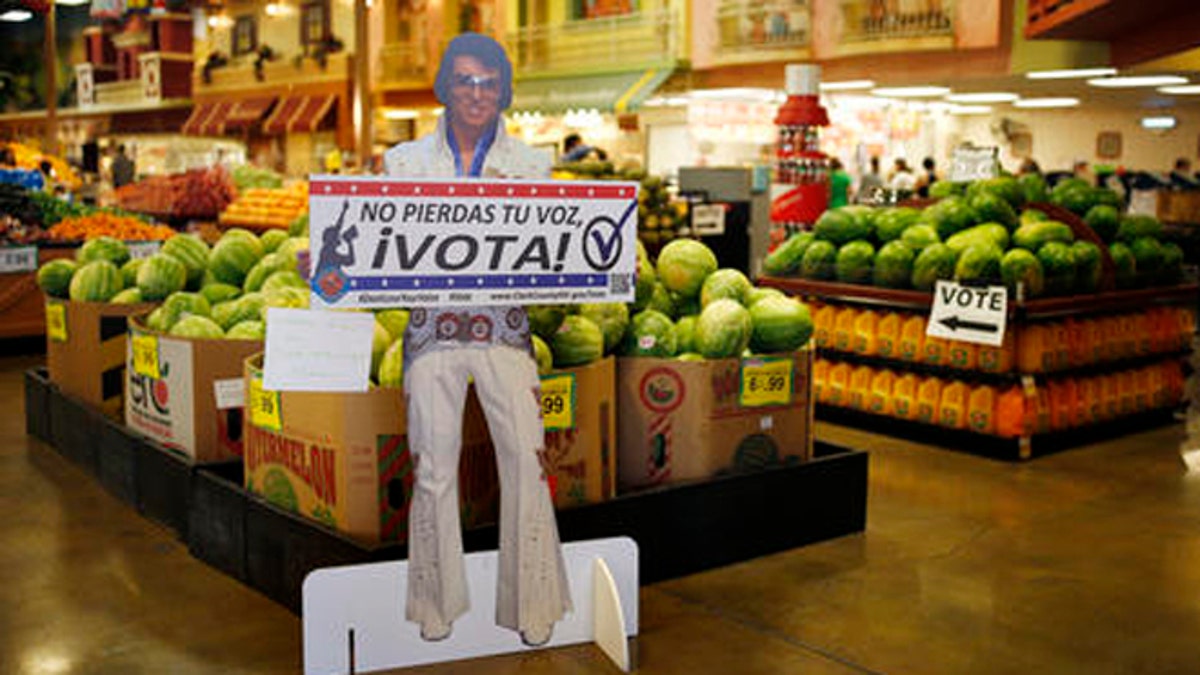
(1018, 324, 1050, 373)
(1050, 321, 1070, 371)
(916, 377, 943, 424)
(813, 303, 836, 349)
(1117, 370, 1136, 416)
(977, 330, 1015, 374)
(1065, 319, 1089, 368)
(1133, 311, 1153, 356)
(938, 380, 968, 429)
(1048, 380, 1076, 431)
(848, 365, 874, 410)
(876, 312, 901, 359)
(1163, 361, 1185, 406)
(922, 335, 949, 367)
(1101, 374, 1120, 420)
(833, 307, 859, 352)
(812, 358, 830, 404)
(1076, 377, 1101, 426)
(995, 386, 1027, 438)
(1178, 307, 1196, 351)
(1149, 364, 1167, 409)
(1096, 316, 1118, 363)
(1034, 386, 1052, 434)
(852, 309, 879, 356)
(827, 362, 851, 407)
(1084, 318, 1106, 365)
(1134, 366, 1152, 412)
(868, 369, 896, 416)
(892, 374, 919, 420)
(967, 384, 998, 435)
(899, 315, 925, 362)
(947, 340, 978, 371)
(1146, 308, 1168, 354)
(1117, 313, 1138, 359)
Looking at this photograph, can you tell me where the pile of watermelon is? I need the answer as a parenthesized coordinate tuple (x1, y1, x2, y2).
(765, 175, 1186, 297)
(528, 239, 814, 373)
(36, 229, 313, 340)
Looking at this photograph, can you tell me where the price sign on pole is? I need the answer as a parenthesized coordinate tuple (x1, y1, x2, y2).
(739, 357, 794, 408)
(0, 246, 37, 273)
(539, 373, 576, 431)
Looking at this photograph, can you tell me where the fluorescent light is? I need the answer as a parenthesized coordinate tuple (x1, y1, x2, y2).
(1142, 115, 1177, 130)
(688, 88, 777, 102)
(383, 109, 418, 120)
(57, 0, 91, 6)
(0, 9, 32, 20)
(946, 92, 1018, 104)
(871, 86, 951, 98)
(820, 80, 875, 92)
(1013, 97, 1080, 109)
(1159, 84, 1200, 95)
(1026, 67, 1117, 80)
(949, 105, 993, 115)
(1088, 75, 1188, 88)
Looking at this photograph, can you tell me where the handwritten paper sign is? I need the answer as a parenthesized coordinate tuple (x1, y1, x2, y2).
(262, 308, 375, 391)
(307, 176, 640, 309)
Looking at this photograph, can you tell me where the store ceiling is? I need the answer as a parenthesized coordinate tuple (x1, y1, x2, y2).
(939, 72, 1200, 111)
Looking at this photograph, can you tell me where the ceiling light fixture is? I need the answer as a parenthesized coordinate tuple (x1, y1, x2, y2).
(820, 80, 876, 92)
(945, 92, 1018, 104)
(383, 109, 418, 120)
(1088, 75, 1188, 88)
(1026, 67, 1117, 80)
(1141, 115, 1177, 130)
(1158, 84, 1200, 95)
(1013, 97, 1080, 109)
(57, 0, 91, 6)
(0, 9, 32, 20)
(871, 86, 952, 98)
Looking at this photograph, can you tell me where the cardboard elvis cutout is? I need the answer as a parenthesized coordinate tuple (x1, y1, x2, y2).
(382, 33, 572, 647)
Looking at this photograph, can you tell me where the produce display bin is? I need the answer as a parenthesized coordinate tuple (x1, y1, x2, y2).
(0, 245, 77, 340)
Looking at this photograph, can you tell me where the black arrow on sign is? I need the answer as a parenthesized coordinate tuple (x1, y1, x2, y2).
(939, 315, 999, 333)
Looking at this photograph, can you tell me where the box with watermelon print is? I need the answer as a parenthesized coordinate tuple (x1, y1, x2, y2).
(535, 356, 618, 509)
(616, 349, 813, 492)
(241, 355, 499, 545)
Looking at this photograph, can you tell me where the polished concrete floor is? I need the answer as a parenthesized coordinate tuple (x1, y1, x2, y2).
(3, 351, 1200, 674)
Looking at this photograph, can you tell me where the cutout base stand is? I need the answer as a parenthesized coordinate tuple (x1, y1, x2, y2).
(303, 536, 638, 674)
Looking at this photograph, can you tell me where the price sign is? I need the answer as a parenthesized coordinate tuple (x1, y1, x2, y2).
(690, 204, 726, 236)
(130, 334, 161, 379)
(45, 302, 67, 342)
(0, 246, 37, 273)
(539, 373, 576, 431)
(739, 357, 794, 408)
(950, 145, 1000, 183)
(248, 376, 283, 431)
(127, 241, 162, 260)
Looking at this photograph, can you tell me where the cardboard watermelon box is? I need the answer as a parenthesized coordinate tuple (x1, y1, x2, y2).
(535, 356, 618, 509)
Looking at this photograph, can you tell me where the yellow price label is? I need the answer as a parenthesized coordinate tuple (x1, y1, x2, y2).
(45, 302, 67, 342)
(739, 357, 794, 408)
(248, 377, 283, 432)
(539, 373, 576, 431)
(131, 334, 161, 379)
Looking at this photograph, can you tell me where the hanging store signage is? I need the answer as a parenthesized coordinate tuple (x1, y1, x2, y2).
(307, 176, 640, 309)
(926, 280, 1008, 347)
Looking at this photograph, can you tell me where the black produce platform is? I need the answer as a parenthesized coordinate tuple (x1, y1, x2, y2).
(25, 368, 869, 614)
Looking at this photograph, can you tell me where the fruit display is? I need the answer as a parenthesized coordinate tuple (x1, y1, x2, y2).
(0, 215, 50, 245)
(528, 239, 813, 373)
(231, 164, 285, 191)
(553, 161, 687, 252)
(218, 183, 309, 231)
(47, 213, 175, 242)
(6, 142, 82, 190)
(115, 167, 237, 220)
(766, 175, 1186, 296)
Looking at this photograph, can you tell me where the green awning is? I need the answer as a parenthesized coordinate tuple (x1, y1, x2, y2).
(511, 68, 673, 113)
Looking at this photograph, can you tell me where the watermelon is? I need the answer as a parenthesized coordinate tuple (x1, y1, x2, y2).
(623, 309, 677, 357)
(211, 301, 236, 330)
(954, 243, 1003, 283)
(552, 315, 605, 367)
(579, 303, 630, 354)
(873, 240, 915, 289)
(634, 255, 657, 309)
(923, 196, 978, 240)
(243, 253, 293, 293)
(700, 268, 753, 308)
(676, 352, 705, 362)
(1129, 237, 1164, 286)
(1109, 243, 1137, 289)
(746, 287, 785, 307)
(1018, 173, 1048, 204)
(748, 296, 813, 353)
(874, 207, 921, 243)
(695, 299, 752, 359)
(275, 237, 309, 263)
(1012, 221, 1074, 252)
(110, 288, 144, 304)
(674, 315, 698, 354)
(656, 239, 718, 297)
(161, 234, 210, 288)
(158, 292, 212, 331)
(813, 206, 873, 245)
(835, 240, 875, 284)
(120, 258, 143, 289)
(1083, 205, 1120, 243)
(1092, 187, 1121, 209)
(220, 228, 261, 247)
(528, 305, 567, 340)
(911, 243, 958, 292)
(672, 292, 701, 317)
(945, 223, 1009, 254)
(36, 259, 76, 298)
(260, 229, 289, 254)
(169, 315, 225, 339)
(763, 232, 814, 275)
(375, 309, 410, 342)
(370, 323, 392, 382)
(377, 339, 404, 386)
(210, 236, 265, 286)
(263, 287, 309, 310)
(1037, 241, 1076, 296)
(68, 260, 123, 302)
(218, 293, 268, 329)
(967, 176, 1026, 211)
(929, 180, 966, 199)
(1000, 249, 1045, 298)
(646, 282, 677, 318)
(900, 223, 940, 251)
(531, 335, 553, 375)
(1117, 215, 1163, 243)
(1070, 241, 1102, 293)
(145, 307, 168, 332)
(77, 236, 131, 267)
(1161, 242, 1185, 285)
(226, 320, 266, 341)
(289, 214, 309, 237)
(1049, 178, 1094, 215)
(799, 240, 838, 280)
(137, 254, 188, 301)
(262, 270, 308, 293)
(967, 191, 1018, 231)
(200, 282, 241, 305)
(1020, 209, 1049, 225)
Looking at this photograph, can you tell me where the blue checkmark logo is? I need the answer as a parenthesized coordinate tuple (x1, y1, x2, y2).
(582, 199, 636, 271)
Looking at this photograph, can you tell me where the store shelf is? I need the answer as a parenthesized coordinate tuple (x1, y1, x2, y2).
(760, 277, 935, 311)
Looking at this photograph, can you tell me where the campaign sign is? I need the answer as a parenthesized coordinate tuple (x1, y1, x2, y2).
(308, 176, 640, 309)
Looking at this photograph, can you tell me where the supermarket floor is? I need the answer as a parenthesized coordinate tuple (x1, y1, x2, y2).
(4, 353, 1200, 674)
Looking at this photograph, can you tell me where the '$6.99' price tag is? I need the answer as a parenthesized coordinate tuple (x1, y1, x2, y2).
(131, 334, 161, 379)
(539, 373, 576, 431)
(739, 357, 794, 408)
(249, 377, 283, 432)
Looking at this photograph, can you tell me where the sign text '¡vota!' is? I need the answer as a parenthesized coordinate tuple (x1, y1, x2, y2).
(246, 424, 338, 505)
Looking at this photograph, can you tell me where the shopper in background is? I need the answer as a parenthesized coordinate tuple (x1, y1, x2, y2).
(382, 32, 571, 648)
(857, 155, 884, 202)
(0, 145, 14, 168)
(1018, 158, 1041, 176)
(915, 156, 937, 197)
(111, 145, 135, 188)
(1072, 159, 1094, 185)
(829, 158, 852, 208)
(560, 133, 606, 162)
(889, 157, 917, 193)
(1169, 157, 1198, 189)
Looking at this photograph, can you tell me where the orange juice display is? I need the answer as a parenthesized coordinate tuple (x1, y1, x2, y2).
(852, 309, 879, 356)
(915, 377, 943, 424)
(1117, 370, 1136, 416)
(938, 380, 968, 430)
(947, 340, 978, 371)
(1048, 380, 1075, 432)
(812, 358, 830, 404)
(868, 370, 896, 416)
(1033, 387, 1052, 434)
(848, 365, 873, 410)
(977, 330, 1014, 374)
(1073, 377, 1096, 427)
(967, 384, 998, 435)
(1101, 375, 1120, 421)
(1064, 319, 1089, 368)
(1133, 312, 1153, 356)
(1049, 321, 1071, 371)
(1018, 324, 1051, 373)
(1133, 367, 1152, 412)
(876, 312, 901, 359)
(922, 335, 949, 367)
(1116, 314, 1138, 359)
(827, 362, 851, 407)
(1084, 318, 1106, 365)
(899, 315, 925, 362)
(813, 303, 835, 349)
(995, 387, 1027, 437)
(892, 374, 919, 420)
(833, 307, 859, 352)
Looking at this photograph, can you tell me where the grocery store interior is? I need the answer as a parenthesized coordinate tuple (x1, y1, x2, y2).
(5, 0, 1200, 672)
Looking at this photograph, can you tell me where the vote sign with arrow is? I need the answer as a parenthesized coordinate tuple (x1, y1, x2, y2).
(925, 280, 1008, 347)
